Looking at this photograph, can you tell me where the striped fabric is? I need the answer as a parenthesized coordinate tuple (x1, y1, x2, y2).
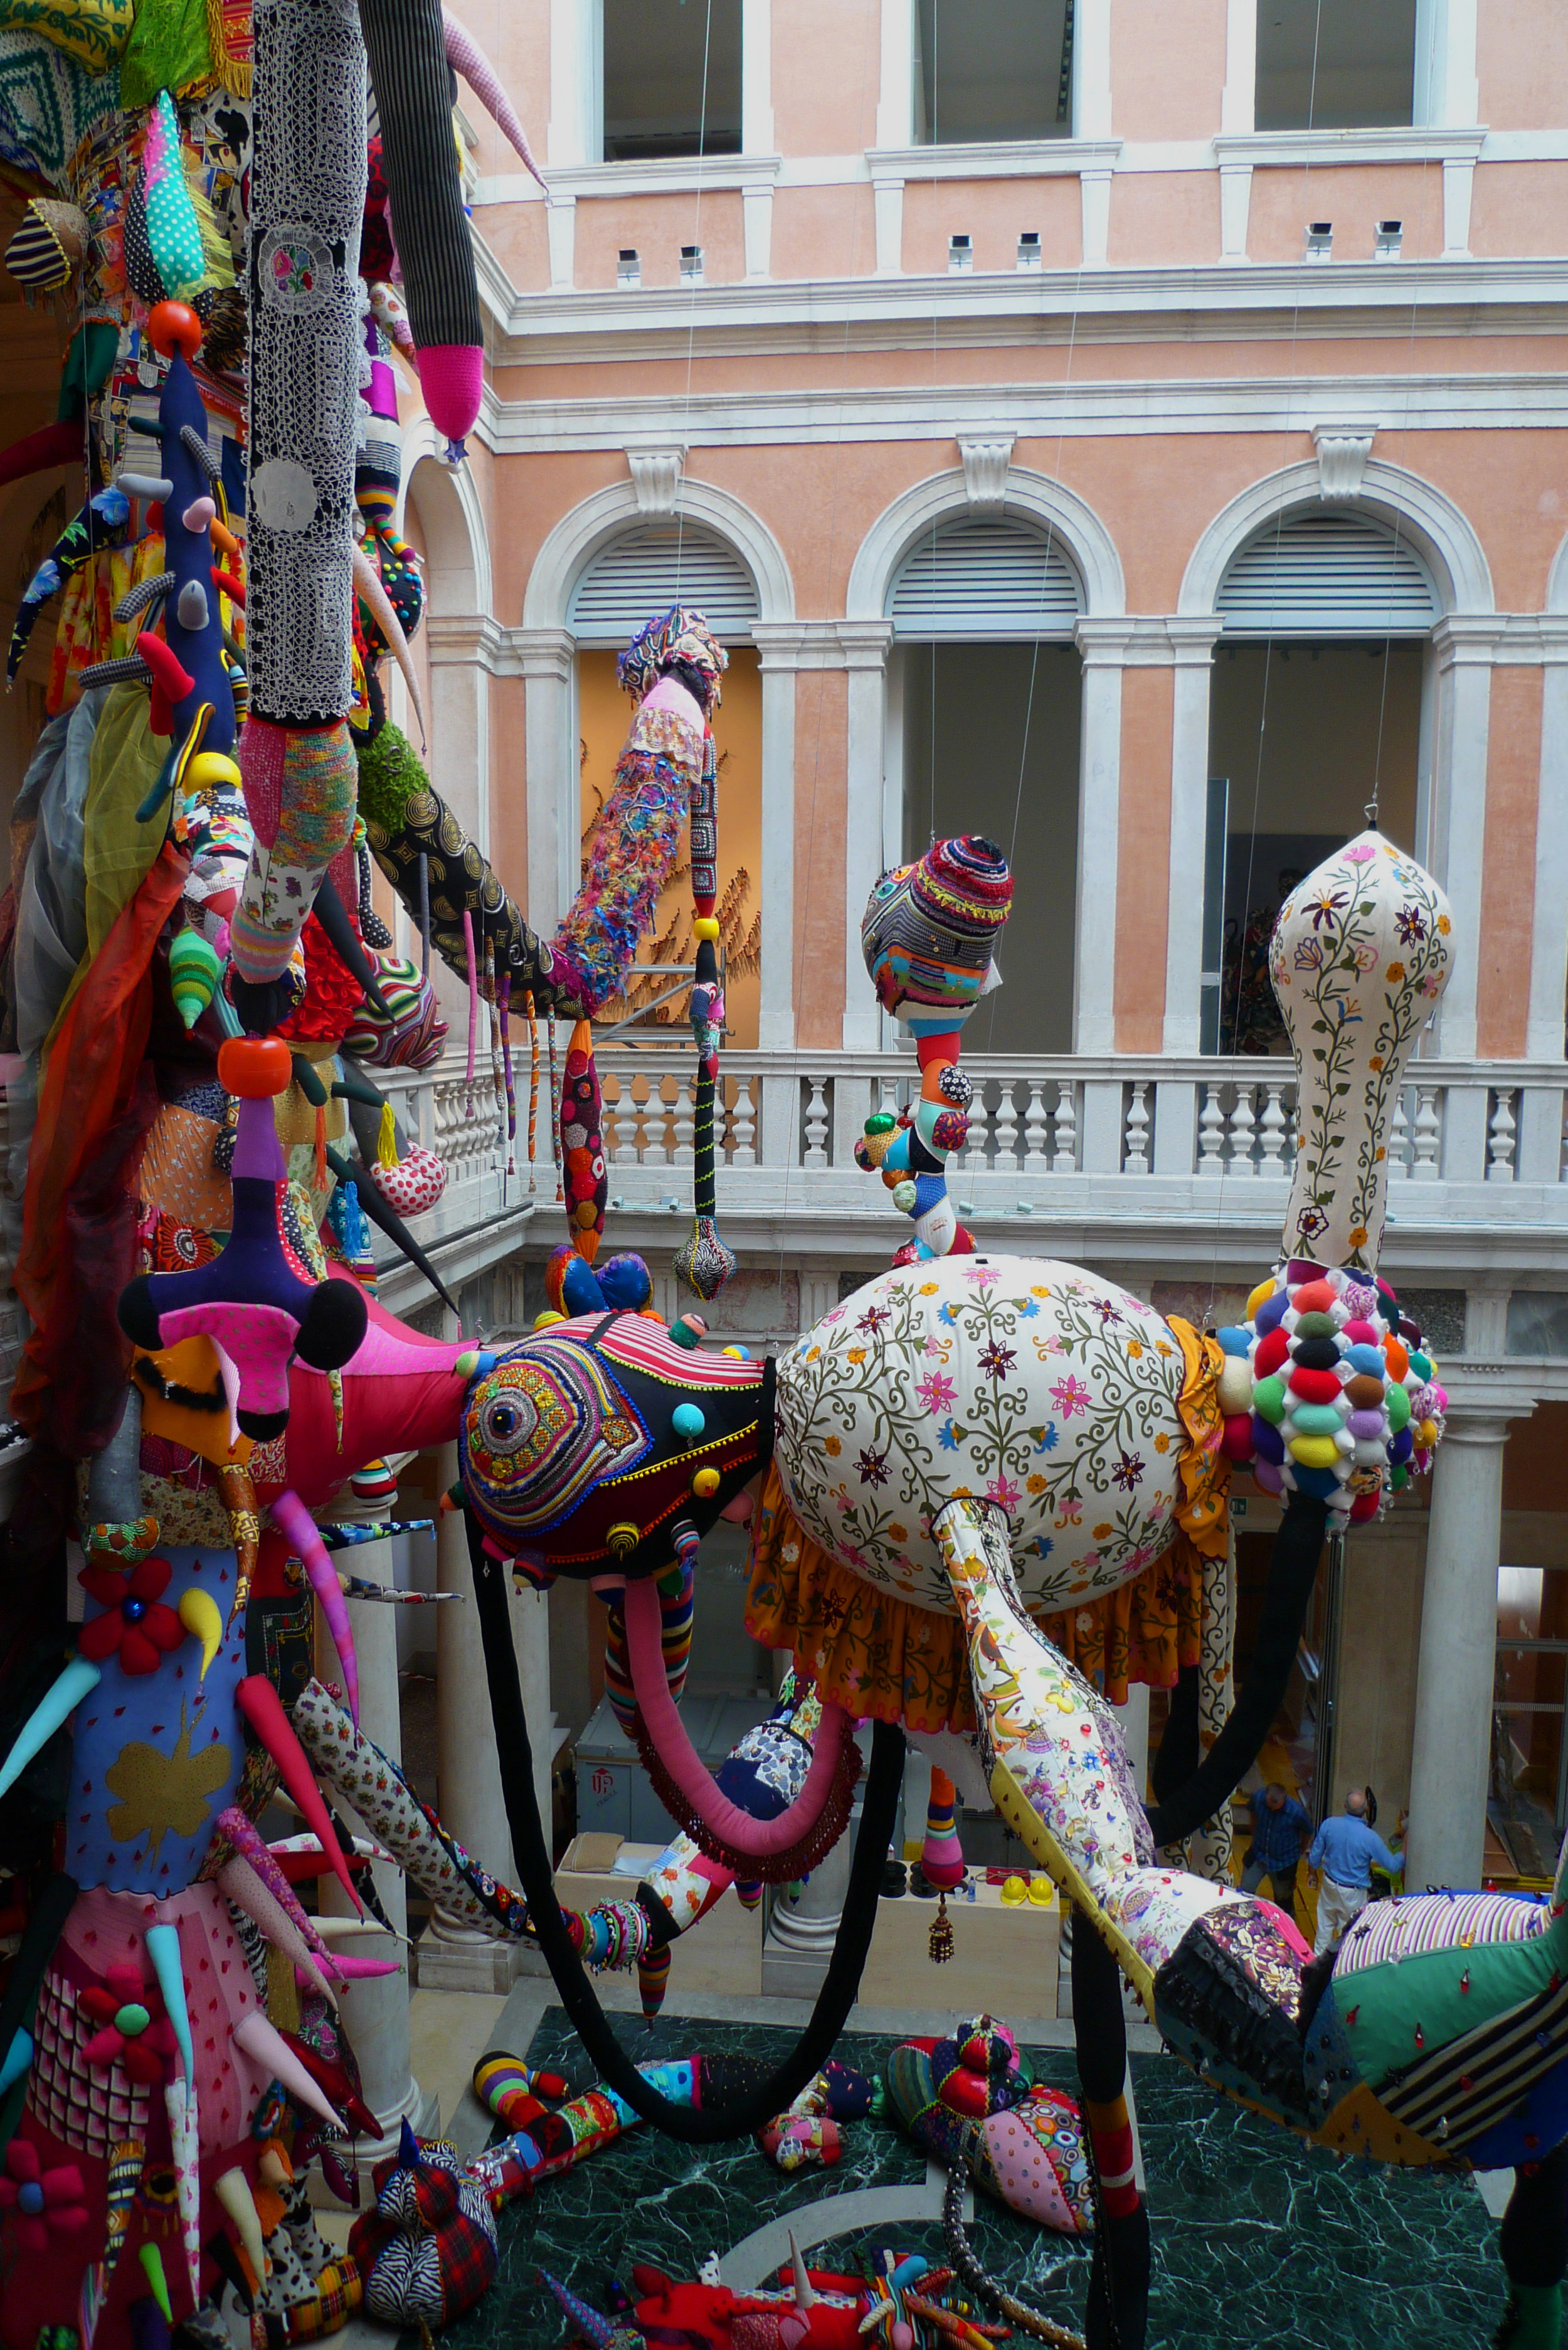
(358, 0, 482, 349)
(1382, 1971, 1568, 2149)
(1333, 1890, 1547, 1981)
(598, 1314, 761, 1392)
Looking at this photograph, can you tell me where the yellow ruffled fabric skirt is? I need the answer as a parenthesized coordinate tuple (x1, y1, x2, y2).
(745, 1317, 1231, 1733)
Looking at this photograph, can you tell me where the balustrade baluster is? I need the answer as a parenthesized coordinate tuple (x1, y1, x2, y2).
(1197, 1086, 1226, 1174)
(674, 1071, 696, 1167)
(731, 1077, 756, 1167)
(1411, 1087, 1441, 1181)
(993, 1082, 1019, 1171)
(643, 1073, 670, 1167)
(1051, 1082, 1077, 1174)
(1258, 1084, 1287, 1172)
(1388, 1089, 1409, 1181)
(803, 1078, 830, 1169)
(1123, 1082, 1150, 1176)
(1022, 1082, 1050, 1172)
(613, 1075, 643, 1165)
(1487, 1090, 1517, 1184)
(1229, 1086, 1256, 1175)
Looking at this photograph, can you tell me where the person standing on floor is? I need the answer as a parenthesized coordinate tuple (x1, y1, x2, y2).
(1308, 1786, 1408, 1954)
(1240, 1780, 1311, 1924)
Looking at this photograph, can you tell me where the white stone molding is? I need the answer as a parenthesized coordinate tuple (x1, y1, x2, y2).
(875, 0, 914, 152)
(865, 137, 1123, 182)
(1221, 0, 1256, 136)
(741, 0, 774, 156)
(1219, 163, 1252, 262)
(1161, 619, 1226, 1055)
(523, 475, 795, 630)
(1527, 539, 1568, 1058)
(397, 419, 493, 620)
(627, 445, 687, 514)
(403, 444, 495, 856)
(847, 465, 1124, 621)
(1428, 614, 1507, 1063)
(1212, 124, 1486, 171)
(1075, 0, 1113, 141)
(1311, 420, 1379, 501)
(958, 432, 1017, 511)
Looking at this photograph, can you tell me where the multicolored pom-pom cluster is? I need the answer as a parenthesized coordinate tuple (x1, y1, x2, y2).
(1215, 1260, 1447, 1522)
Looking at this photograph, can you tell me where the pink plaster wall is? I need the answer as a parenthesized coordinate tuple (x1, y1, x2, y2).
(475, 199, 551, 295)
(900, 177, 1081, 275)
(445, 0, 551, 180)
(575, 191, 747, 287)
(1470, 164, 1568, 258)
(1114, 667, 1173, 1053)
(1245, 165, 1447, 264)
(771, 0, 882, 154)
(792, 669, 849, 1048)
(1106, 172, 1222, 267)
(1110, 0, 1226, 140)
(1476, 0, 1568, 131)
(1477, 666, 1545, 1059)
(770, 185, 879, 280)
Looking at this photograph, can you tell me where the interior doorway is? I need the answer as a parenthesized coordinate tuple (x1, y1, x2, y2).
(896, 640, 1081, 1055)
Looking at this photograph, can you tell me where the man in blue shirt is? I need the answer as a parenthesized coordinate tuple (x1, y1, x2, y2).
(1240, 1781, 1311, 1926)
(1308, 1787, 1408, 1954)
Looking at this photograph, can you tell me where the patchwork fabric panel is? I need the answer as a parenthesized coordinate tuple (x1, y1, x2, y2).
(29, 1968, 151, 2158)
(1154, 1901, 1310, 2128)
(1331, 1890, 1547, 1980)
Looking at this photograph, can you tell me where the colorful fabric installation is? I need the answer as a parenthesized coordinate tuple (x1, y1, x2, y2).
(884, 2018, 1093, 2236)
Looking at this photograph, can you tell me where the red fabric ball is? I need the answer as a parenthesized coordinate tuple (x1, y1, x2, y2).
(1253, 1327, 1290, 1377)
(1221, 1413, 1255, 1462)
(1286, 1366, 1343, 1406)
(1290, 1279, 1337, 1316)
(1348, 1490, 1381, 1523)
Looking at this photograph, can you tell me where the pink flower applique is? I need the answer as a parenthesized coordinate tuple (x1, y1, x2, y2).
(1049, 1376, 1091, 1419)
(0, 2140, 88, 2251)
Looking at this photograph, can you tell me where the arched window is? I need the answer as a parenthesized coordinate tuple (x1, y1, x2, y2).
(569, 523, 759, 646)
(1205, 509, 1436, 1053)
(570, 523, 764, 1044)
(884, 514, 1084, 1053)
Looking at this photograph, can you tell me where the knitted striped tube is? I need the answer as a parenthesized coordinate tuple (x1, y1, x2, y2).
(231, 717, 359, 982)
(601, 1561, 692, 1738)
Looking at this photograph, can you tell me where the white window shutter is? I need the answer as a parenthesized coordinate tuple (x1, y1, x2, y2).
(1217, 512, 1438, 637)
(887, 516, 1081, 639)
(569, 524, 758, 644)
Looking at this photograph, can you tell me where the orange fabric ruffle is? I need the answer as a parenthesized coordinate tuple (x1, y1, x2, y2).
(744, 1314, 1232, 1731)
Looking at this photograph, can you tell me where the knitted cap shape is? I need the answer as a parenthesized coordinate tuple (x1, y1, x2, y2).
(617, 604, 729, 706)
(862, 834, 1012, 1020)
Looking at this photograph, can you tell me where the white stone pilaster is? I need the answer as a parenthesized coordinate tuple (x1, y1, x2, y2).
(1441, 157, 1475, 260)
(750, 622, 802, 1050)
(1079, 167, 1113, 268)
(1161, 619, 1224, 1055)
(876, 0, 914, 150)
(1074, 0, 1113, 139)
(424, 613, 497, 859)
(1526, 626, 1568, 1059)
(1072, 619, 1132, 1056)
(1221, 0, 1256, 134)
(516, 626, 576, 940)
(1219, 164, 1252, 262)
(742, 0, 774, 152)
(1428, 617, 1503, 1063)
(842, 621, 897, 1050)
(546, 192, 577, 289)
(874, 176, 905, 275)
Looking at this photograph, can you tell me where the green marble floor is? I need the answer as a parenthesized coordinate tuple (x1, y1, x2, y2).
(436, 2007, 1501, 2350)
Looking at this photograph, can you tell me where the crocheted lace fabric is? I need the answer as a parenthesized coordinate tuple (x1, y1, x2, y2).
(246, 0, 368, 722)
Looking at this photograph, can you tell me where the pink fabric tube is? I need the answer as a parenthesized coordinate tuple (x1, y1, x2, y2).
(235, 1676, 363, 1911)
(622, 1576, 852, 1860)
(272, 1489, 360, 1726)
(464, 907, 479, 1110)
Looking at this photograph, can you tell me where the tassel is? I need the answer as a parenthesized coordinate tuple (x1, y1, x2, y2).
(313, 1102, 327, 1191)
(416, 849, 430, 979)
(499, 967, 516, 1173)
(463, 907, 478, 1114)
(929, 1889, 955, 1965)
(377, 1098, 398, 1168)
(546, 1016, 562, 1204)
(525, 989, 539, 1191)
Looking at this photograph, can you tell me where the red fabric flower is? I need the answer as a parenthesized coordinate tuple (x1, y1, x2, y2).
(76, 1964, 177, 2085)
(0, 2138, 88, 2251)
(77, 1556, 185, 1676)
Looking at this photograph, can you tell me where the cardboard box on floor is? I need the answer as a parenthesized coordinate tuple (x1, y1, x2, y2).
(556, 1836, 1058, 2014)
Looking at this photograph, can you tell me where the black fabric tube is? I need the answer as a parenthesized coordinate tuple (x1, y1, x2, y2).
(1149, 1661, 1199, 1810)
(324, 1146, 460, 1319)
(0, 1869, 77, 2062)
(1502, 2141, 1568, 2287)
(358, 0, 482, 352)
(1073, 1913, 1149, 2350)
(467, 1507, 905, 2139)
(311, 871, 391, 1019)
(1145, 1492, 1328, 1851)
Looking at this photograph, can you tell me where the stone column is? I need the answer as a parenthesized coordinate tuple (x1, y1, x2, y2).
(842, 621, 896, 1050)
(1427, 618, 1505, 1063)
(1161, 619, 1224, 1055)
(1073, 620, 1131, 1055)
(750, 624, 801, 1053)
(516, 626, 577, 940)
(317, 1532, 433, 2156)
(1404, 1413, 1510, 1891)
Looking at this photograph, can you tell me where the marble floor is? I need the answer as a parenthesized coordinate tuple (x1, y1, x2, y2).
(403, 1997, 1504, 2350)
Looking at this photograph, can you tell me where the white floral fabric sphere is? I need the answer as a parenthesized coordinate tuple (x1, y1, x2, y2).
(773, 1255, 1187, 1615)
